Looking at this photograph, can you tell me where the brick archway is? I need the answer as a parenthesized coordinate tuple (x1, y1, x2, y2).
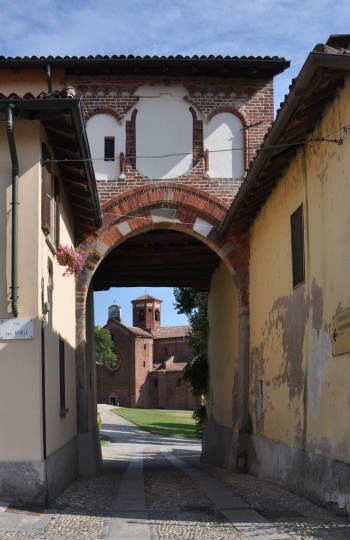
(75, 182, 250, 455)
(76, 182, 249, 312)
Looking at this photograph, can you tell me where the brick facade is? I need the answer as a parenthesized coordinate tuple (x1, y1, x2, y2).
(96, 297, 199, 410)
(66, 73, 274, 206)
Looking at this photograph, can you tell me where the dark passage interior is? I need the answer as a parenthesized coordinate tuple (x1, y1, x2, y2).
(93, 229, 221, 291)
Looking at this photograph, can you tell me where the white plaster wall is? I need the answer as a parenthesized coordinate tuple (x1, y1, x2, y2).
(134, 87, 193, 179)
(86, 114, 125, 180)
(204, 112, 244, 178)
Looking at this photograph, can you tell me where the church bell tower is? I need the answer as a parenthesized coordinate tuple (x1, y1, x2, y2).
(131, 295, 162, 332)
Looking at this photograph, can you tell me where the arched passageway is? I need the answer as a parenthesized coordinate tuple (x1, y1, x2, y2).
(74, 183, 250, 476)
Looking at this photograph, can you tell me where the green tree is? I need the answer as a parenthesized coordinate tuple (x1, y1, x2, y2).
(173, 287, 209, 437)
(95, 326, 117, 368)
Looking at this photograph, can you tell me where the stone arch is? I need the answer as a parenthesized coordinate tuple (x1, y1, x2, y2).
(207, 106, 248, 170)
(77, 183, 249, 310)
(84, 107, 123, 125)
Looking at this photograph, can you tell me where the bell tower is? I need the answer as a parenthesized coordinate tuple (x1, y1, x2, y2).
(131, 295, 162, 332)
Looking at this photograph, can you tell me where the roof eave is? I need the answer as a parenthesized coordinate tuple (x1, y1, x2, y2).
(0, 98, 102, 230)
(219, 50, 350, 236)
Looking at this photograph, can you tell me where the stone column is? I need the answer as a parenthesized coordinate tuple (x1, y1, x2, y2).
(76, 269, 102, 476)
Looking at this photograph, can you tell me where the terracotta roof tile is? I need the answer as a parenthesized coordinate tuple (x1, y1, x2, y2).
(151, 325, 190, 339)
(132, 294, 162, 301)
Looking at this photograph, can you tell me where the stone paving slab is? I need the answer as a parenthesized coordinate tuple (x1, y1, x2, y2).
(0, 513, 22, 530)
(0, 503, 8, 518)
(15, 515, 41, 530)
(161, 447, 290, 540)
(109, 445, 150, 539)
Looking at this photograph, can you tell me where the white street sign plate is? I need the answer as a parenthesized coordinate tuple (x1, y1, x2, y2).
(0, 319, 34, 340)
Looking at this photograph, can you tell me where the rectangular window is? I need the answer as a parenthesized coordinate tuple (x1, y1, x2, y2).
(104, 137, 115, 161)
(291, 205, 305, 288)
(59, 339, 66, 411)
(53, 177, 60, 247)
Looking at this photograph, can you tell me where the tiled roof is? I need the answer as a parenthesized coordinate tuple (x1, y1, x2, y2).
(152, 354, 192, 371)
(126, 326, 153, 337)
(0, 55, 289, 79)
(0, 87, 77, 100)
(107, 318, 153, 337)
(0, 54, 287, 62)
(151, 326, 190, 339)
(132, 295, 161, 302)
(219, 37, 350, 236)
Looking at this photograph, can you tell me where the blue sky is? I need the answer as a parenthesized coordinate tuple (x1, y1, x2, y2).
(0, 0, 346, 326)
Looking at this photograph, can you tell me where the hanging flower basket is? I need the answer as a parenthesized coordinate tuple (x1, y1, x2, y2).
(56, 245, 83, 278)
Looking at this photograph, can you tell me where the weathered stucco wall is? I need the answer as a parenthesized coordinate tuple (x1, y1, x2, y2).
(0, 118, 78, 501)
(248, 77, 350, 515)
(202, 261, 239, 468)
(0, 121, 43, 462)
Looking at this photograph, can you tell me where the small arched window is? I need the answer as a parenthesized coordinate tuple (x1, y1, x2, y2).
(177, 378, 182, 387)
(111, 333, 114, 343)
(164, 348, 168, 357)
(138, 309, 145, 321)
(154, 378, 158, 388)
(155, 309, 160, 321)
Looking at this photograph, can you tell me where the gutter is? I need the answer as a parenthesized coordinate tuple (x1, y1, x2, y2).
(0, 98, 102, 229)
(5, 104, 19, 317)
(219, 50, 350, 237)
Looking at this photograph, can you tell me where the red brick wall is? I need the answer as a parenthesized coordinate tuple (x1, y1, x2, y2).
(154, 337, 190, 362)
(66, 74, 274, 205)
(147, 371, 199, 410)
(134, 338, 153, 407)
(98, 320, 136, 407)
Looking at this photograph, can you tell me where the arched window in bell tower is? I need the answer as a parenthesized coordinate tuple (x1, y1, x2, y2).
(138, 309, 145, 321)
(155, 309, 160, 321)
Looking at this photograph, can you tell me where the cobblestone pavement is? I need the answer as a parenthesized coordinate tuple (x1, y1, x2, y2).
(0, 405, 349, 539)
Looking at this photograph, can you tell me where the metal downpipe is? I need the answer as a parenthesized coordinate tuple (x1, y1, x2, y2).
(5, 104, 19, 317)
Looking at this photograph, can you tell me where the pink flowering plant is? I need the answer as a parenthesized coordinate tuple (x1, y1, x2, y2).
(56, 244, 83, 277)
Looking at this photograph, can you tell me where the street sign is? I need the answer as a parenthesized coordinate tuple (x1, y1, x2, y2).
(0, 318, 34, 340)
(332, 308, 350, 356)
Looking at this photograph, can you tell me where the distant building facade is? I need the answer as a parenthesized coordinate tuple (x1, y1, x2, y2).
(96, 295, 198, 410)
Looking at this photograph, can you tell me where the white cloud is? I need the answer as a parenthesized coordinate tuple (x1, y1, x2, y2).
(0, 0, 347, 109)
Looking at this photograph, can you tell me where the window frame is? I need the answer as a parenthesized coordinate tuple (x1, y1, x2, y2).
(104, 137, 115, 161)
(290, 204, 305, 289)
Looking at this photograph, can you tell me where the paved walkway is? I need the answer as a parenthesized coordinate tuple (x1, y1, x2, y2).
(0, 405, 349, 539)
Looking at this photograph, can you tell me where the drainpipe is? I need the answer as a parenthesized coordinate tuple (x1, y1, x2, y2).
(5, 104, 19, 318)
(45, 64, 52, 94)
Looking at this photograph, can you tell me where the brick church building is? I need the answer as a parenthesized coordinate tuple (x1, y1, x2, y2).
(96, 295, 198, 410)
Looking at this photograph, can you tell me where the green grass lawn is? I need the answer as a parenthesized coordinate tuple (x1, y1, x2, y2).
(113, 407, 198, 438)
(100, 434, 111, 446)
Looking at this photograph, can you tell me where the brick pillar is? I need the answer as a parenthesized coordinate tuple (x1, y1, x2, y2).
(158, 371, 167, 409)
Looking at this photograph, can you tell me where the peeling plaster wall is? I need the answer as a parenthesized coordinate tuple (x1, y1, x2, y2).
(248, 77, 350, 515)
(202, 261, 239, 468)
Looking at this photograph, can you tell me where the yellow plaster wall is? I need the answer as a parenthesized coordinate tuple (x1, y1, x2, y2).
(0, 118, 77, 461)
(0, 121, 43, 460)
(207, 261, 239, 429)
(249, 76, 350, 463)
(42, 146, 77, 456)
